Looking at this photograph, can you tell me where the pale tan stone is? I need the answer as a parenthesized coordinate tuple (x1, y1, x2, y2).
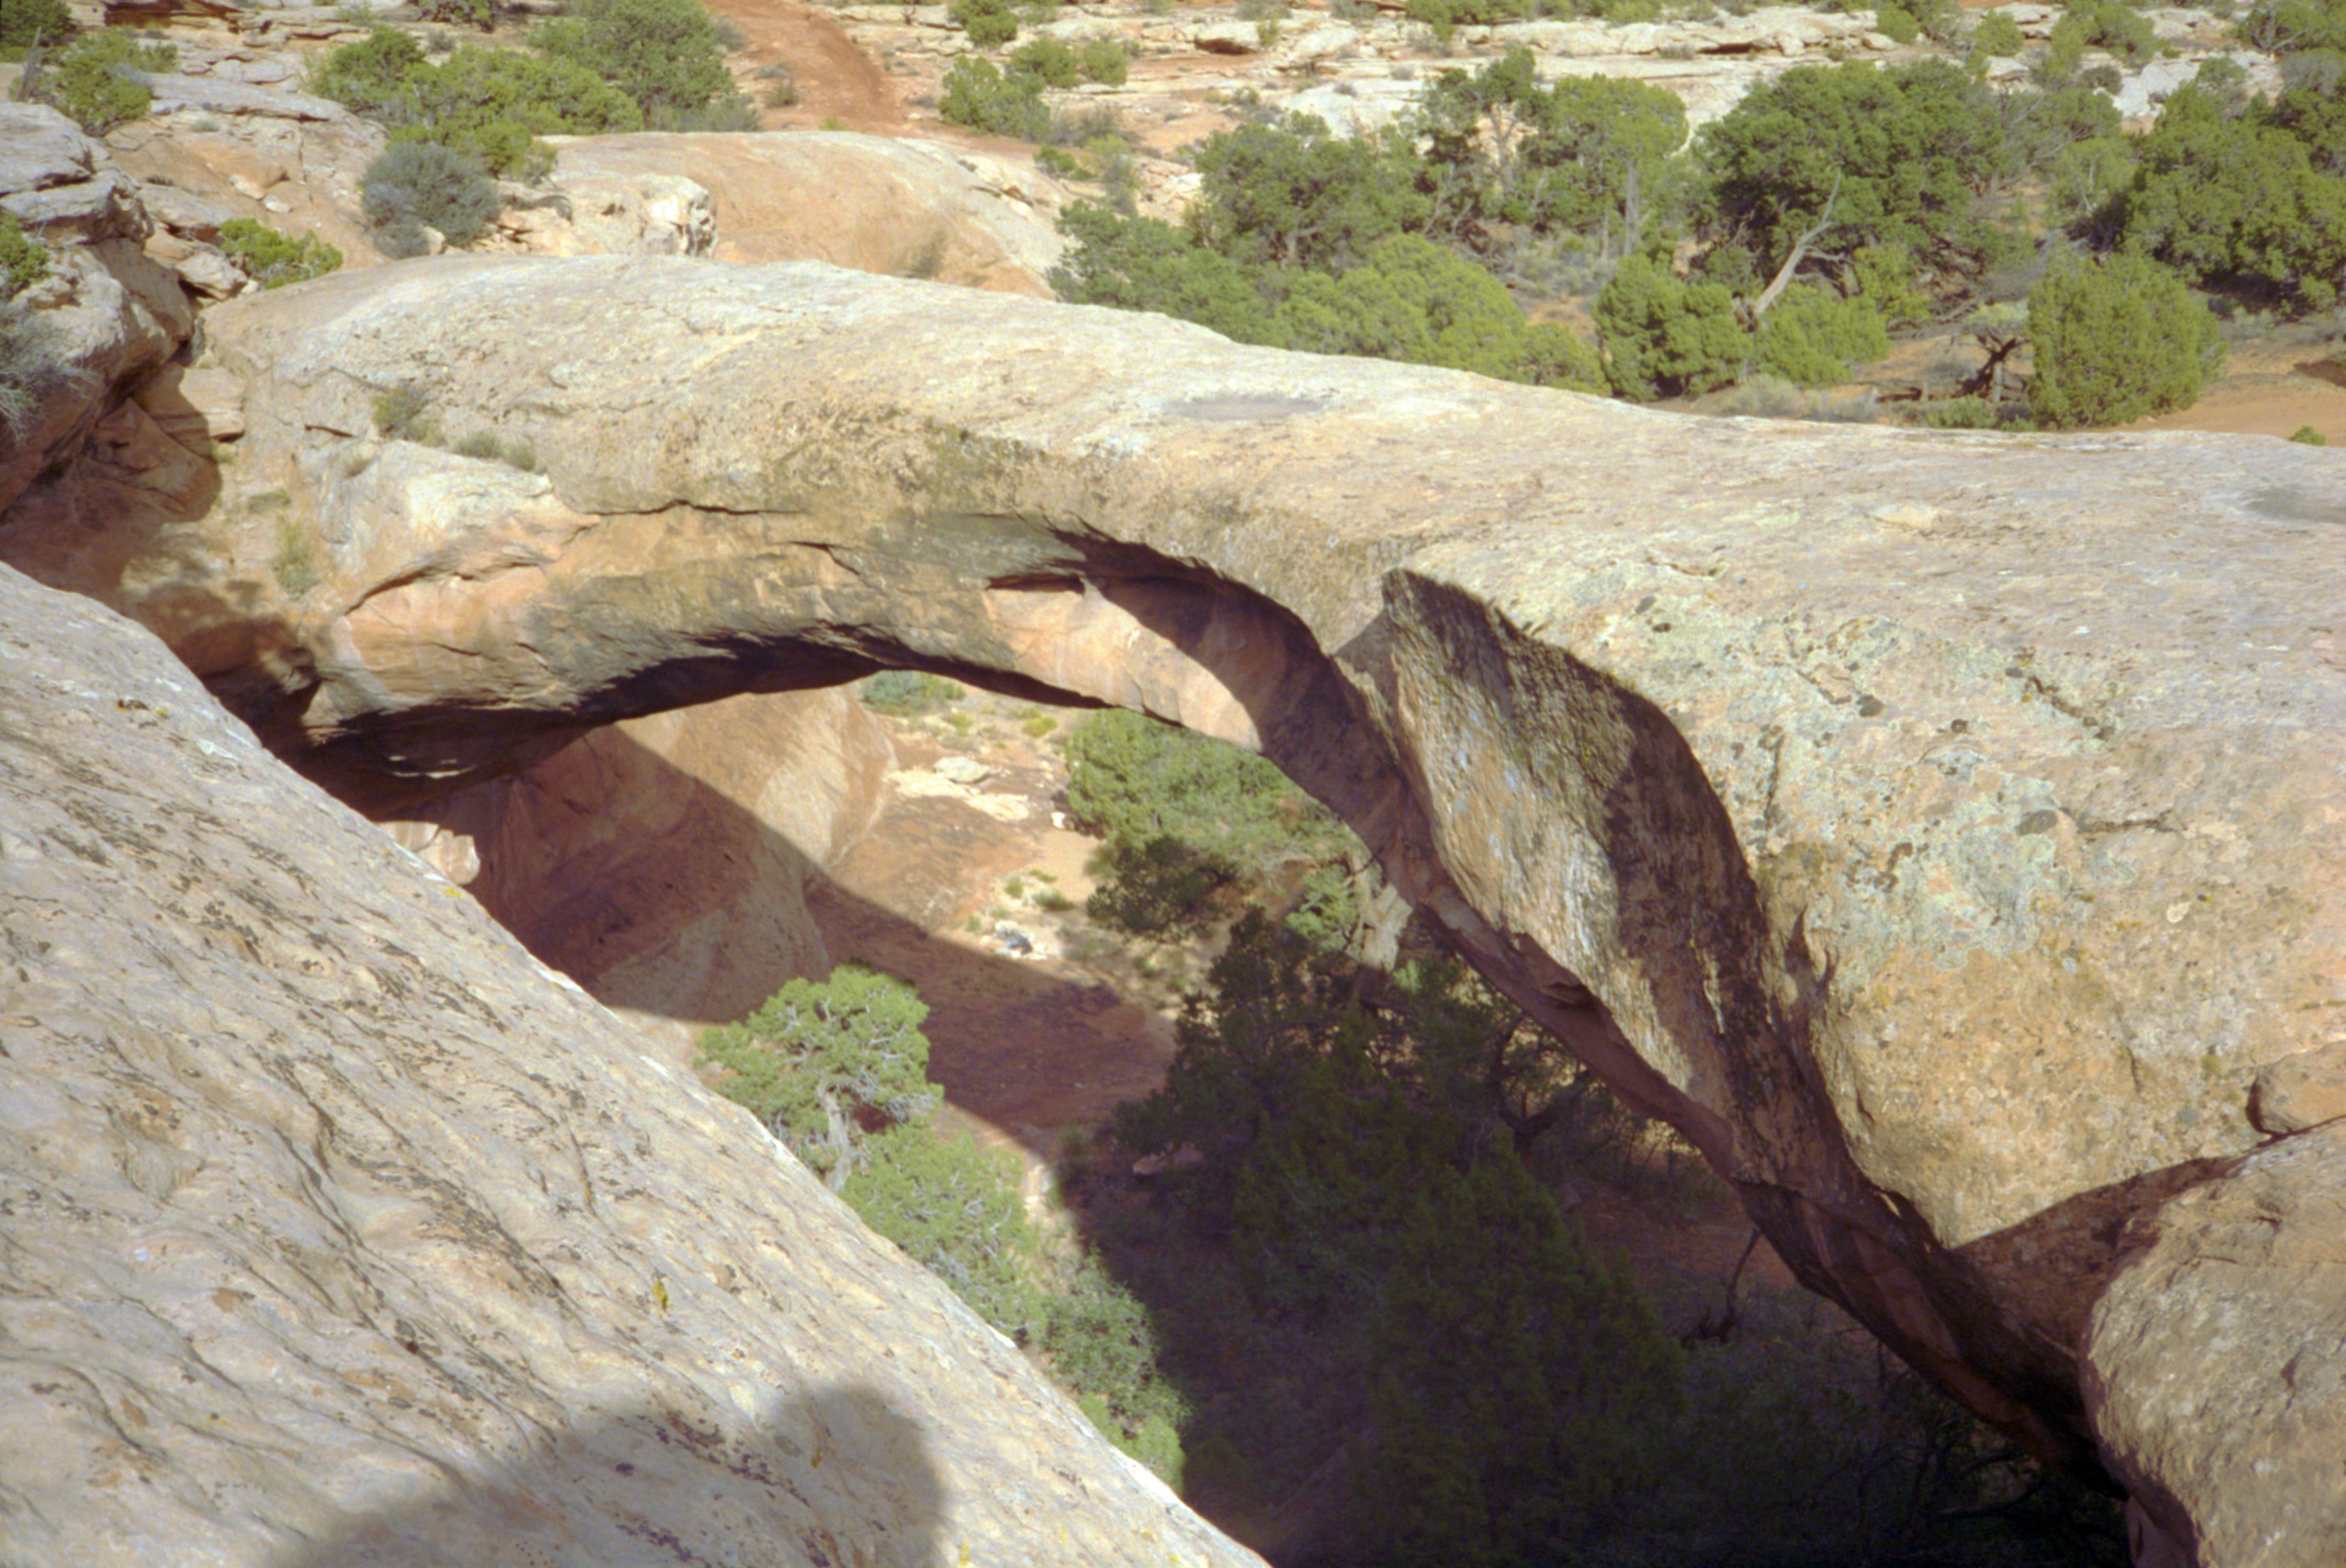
(0, 562, 1259, 1568)
(9, 252, 2345, 1563)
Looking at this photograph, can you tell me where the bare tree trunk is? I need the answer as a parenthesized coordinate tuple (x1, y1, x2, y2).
(1744, 171, 1842, 326)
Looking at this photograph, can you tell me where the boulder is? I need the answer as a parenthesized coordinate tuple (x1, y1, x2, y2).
(9, 253, 2346, 1563)
(140, 179, 238, 241)
(547, 132, 1065, 293)
(1192, 20, 1264, 53)
(136, 71, 356, 122)
(0, 560, 1260, 1567)
(0, 234, 198, 513)
(524, 170, 715, 258)
(0, 103, 105, 207)
(2084, 1122, 2346, 1568)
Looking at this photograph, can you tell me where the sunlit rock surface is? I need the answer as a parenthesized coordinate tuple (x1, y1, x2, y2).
(5, 252, 2343, 1564)
(0, 563, 1260, 1568)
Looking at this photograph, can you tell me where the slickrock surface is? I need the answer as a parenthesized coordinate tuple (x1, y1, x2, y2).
(549, 133, 1067, 292)
(0, 563, 1260, 1568)
(6, 251, 2344, 1564)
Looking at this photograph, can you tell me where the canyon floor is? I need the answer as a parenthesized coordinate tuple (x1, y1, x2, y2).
(800, 687, 1803, 1316)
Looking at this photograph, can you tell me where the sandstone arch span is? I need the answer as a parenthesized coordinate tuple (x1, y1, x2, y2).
(9, 253, 2343, 1562)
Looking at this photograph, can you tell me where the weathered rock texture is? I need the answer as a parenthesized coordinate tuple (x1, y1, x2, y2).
(0, 562, 1259, 1568)
(2083, 1120, 2346, 1568)
(548, 133, 1066, 292)
(0, 104, 201, 512)
(6, 253, 2344, 1564)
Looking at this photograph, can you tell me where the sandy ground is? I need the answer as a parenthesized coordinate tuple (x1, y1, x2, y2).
(800, 701, 1182, 1155)
(706, 0, 912, 133)
(2132, 335, 2346, 446)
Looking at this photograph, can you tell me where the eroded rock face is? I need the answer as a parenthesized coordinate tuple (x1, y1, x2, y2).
(0, 105, 200, 513)
(387, 688, 893, 1063)
(7, 253, 2345, 1563)
(0, 562, 1258, 1568)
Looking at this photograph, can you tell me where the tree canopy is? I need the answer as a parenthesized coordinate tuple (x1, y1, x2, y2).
(1418, 48, 1686, 257)
(696, 965, 937, 1190)
(2026, 250, 2224, 428)
(1697, 59, 2015, 282)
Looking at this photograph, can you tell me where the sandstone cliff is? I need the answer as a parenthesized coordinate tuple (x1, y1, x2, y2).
(5, 251, 2343, 1565)
(0, 562, 1260, 1568)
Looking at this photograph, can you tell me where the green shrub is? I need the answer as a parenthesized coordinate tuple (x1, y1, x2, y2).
(1065, 708, 1327, 867)
(1414, 50, 1687, 253)
(859, 670, 966, 716)
(2027, 251, 2223, 428)
(1877, 2, 1922, 43)
(1271, 233, 1602, 388)
(938, 55, 1048, 140)
(1970, 9, 2025, 54)
(697, 965, 937, 1190)
(1076, 36, 1128, 85)
(0, 0, 70, 54)
(1047, 1260, 1190, 1482)
(270, 515, 319, 598)
(216, 218, 342, 290)
(949, 0, 1021, 45)
(372, 382, 443, 444)
(2122, 84, 2346, 309)
(2046, 133, 2139, 239)
(844, 1123, 1040, 1335)
(532, 0, 738, 125)
(1752, 284, 1891, 386)
(0, 213, 47, 300)
(2236, 0, 2346, 54)
(308, 26, 428, 120)
(1850, 242, 1933, 329)
(40, 30, 176, 134)
(363, 139, 498, 249)
(2063, 0, 2157, 65)
(0, 306, 67, 447)
(400, 45, 643, 175)
(2289, 423, 2329, 443)
(1066, 708, 1360, 937)
(1009, 35, 1078, 87)
(1922, 394, 2001, 427)
(1593, 254, 1746, 401)
(1699, 59, 2015, 278)
(417, 0, 497, 28)
(1086, 832, 1238, 936)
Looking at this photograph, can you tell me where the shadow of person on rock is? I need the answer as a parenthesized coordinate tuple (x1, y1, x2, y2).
(280, 1382, 944, 1568)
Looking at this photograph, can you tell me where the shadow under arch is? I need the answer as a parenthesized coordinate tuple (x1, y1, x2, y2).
(396, 705, 1180, 1157)
(277, 1382, 944, 1568)
(251, 494, 2141, 1491)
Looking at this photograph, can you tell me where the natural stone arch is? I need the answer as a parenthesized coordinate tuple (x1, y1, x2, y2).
(10, 253, 2343, 1559)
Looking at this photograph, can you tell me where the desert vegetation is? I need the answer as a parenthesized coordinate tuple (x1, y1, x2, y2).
(299, 0, 753, 251)
(1012, 0, 2346, 430)
(703, 696, 2130, 1566)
